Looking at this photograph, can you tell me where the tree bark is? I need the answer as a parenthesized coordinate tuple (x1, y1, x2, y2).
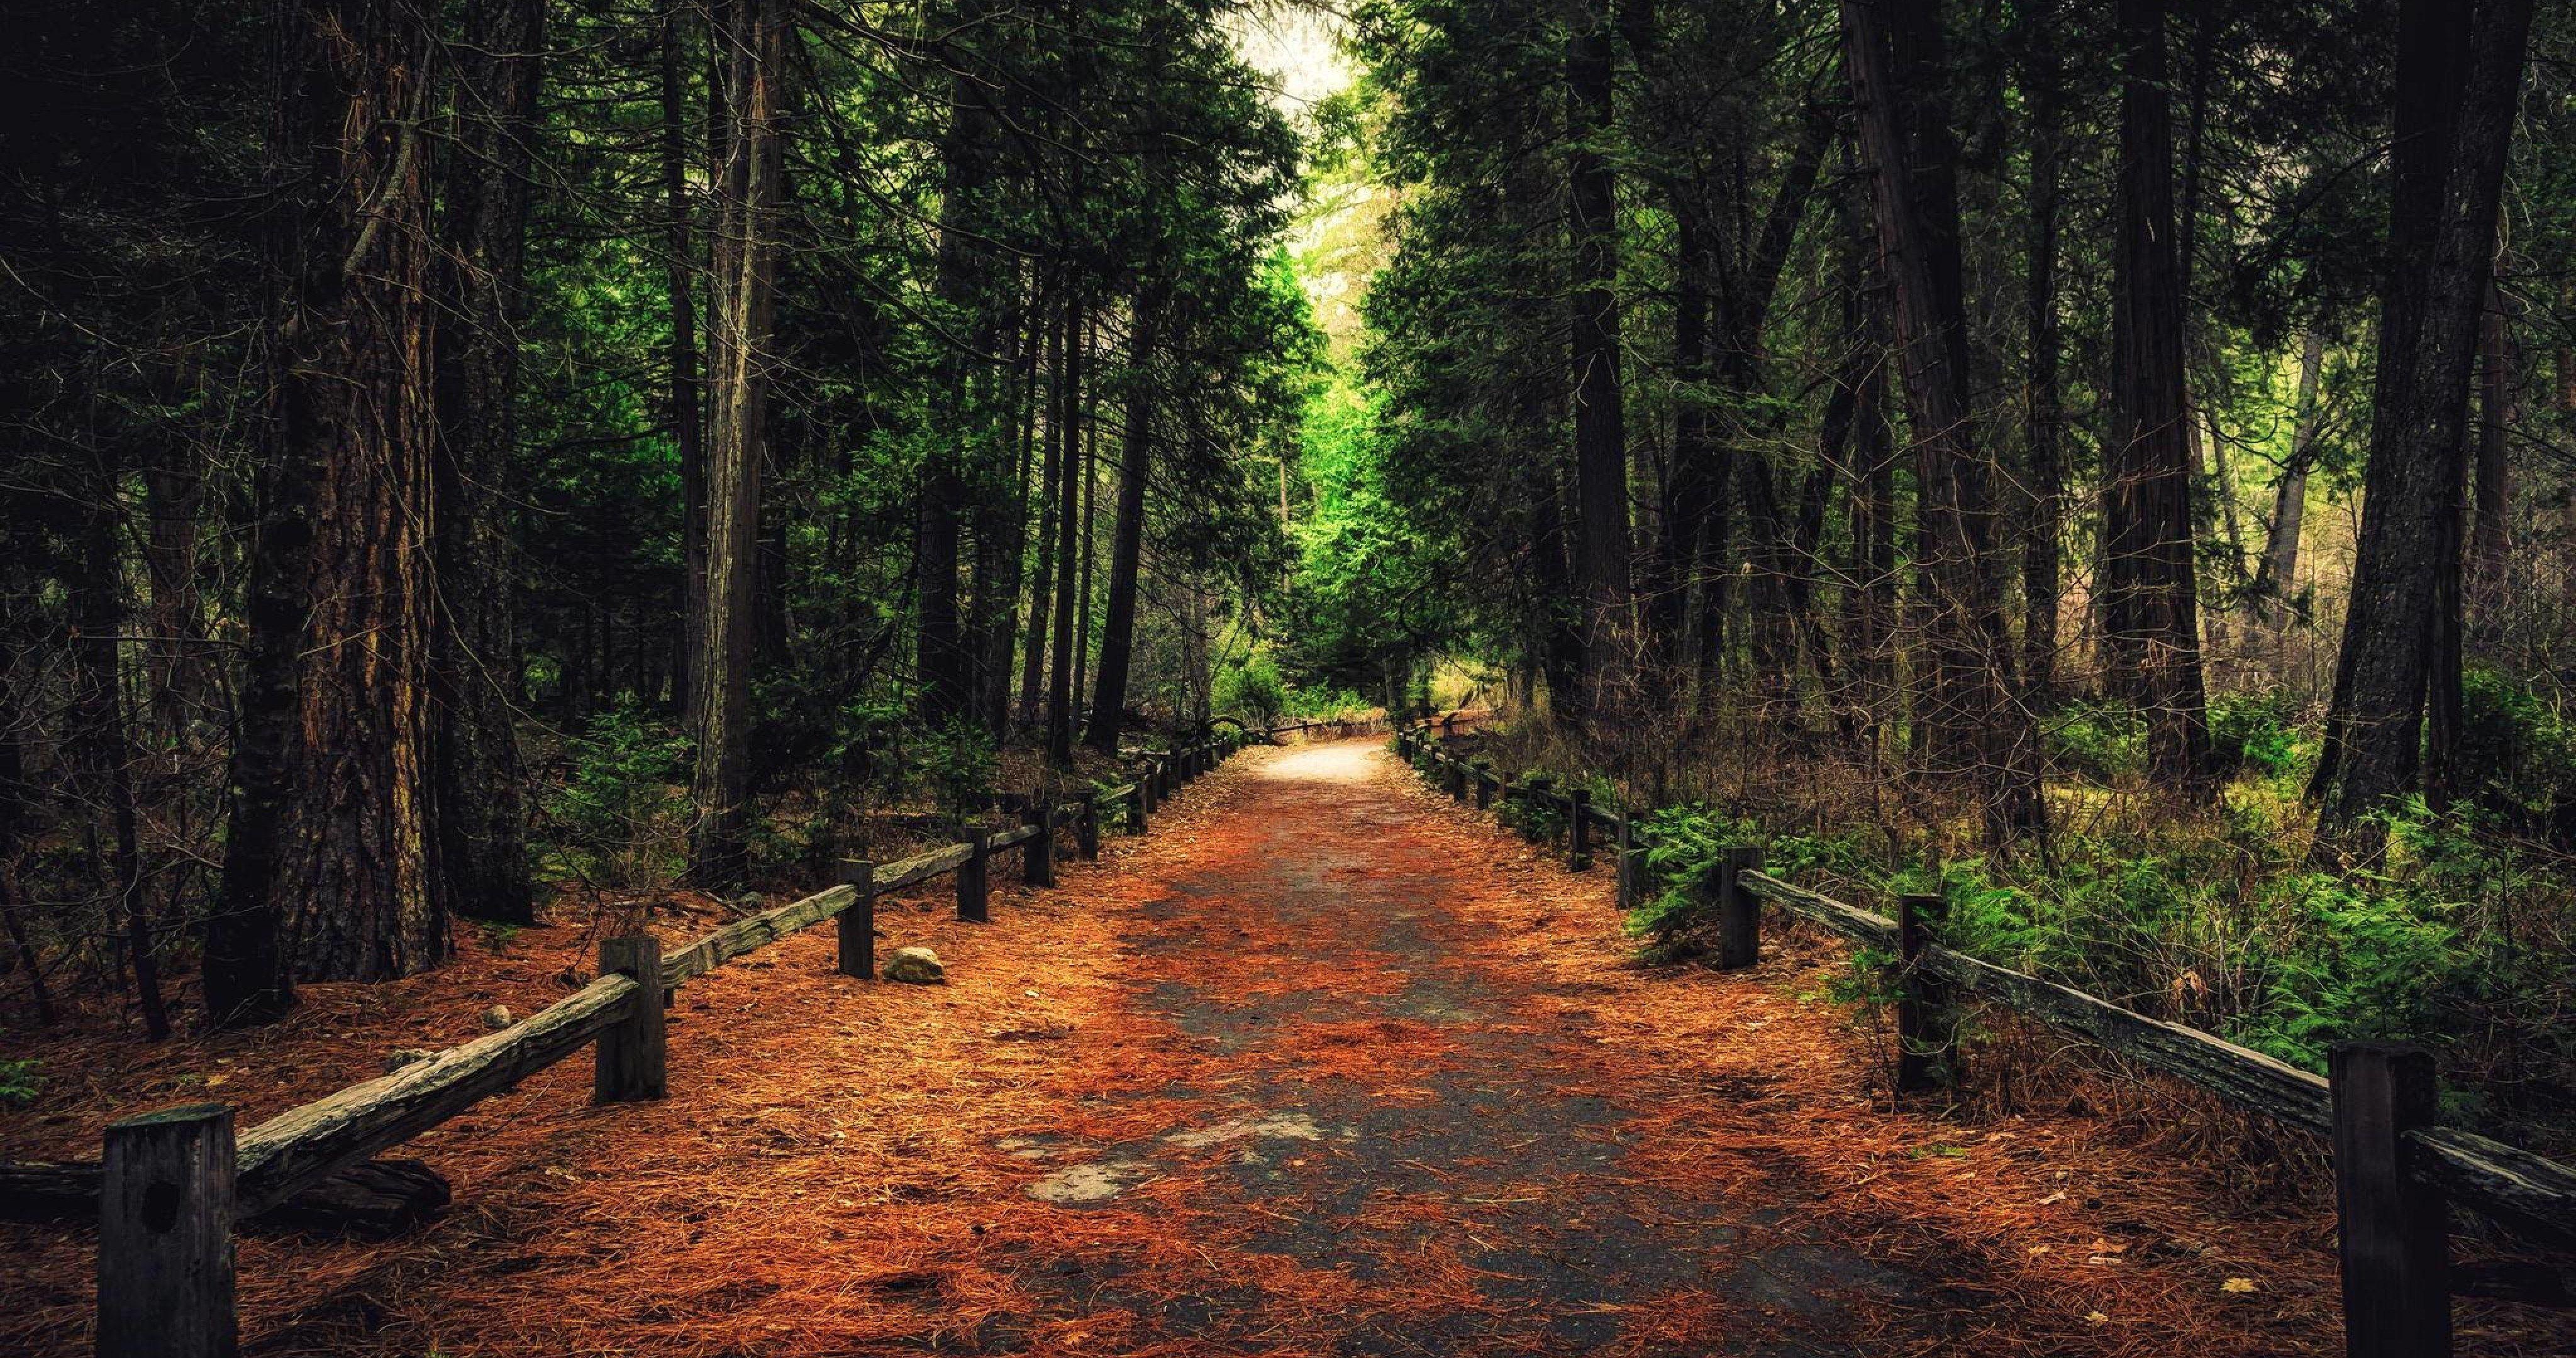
(1084, 299, 1157, 756)
(687, 0, 789, 886)
(1046, 297, 1085, 765)
(2253, 329, 2324, 628)
(1021, 291, 1067, 728)
(663, 0, 706, 722)
(1840, 0, 2045, 839)
(432, 0, 543, 927)
(70, 478, 169, 1039)
(2019, 1, 2064, 710)
(215, 0, 446, 1020)
(2469, 271, 2515, 631)
(2310, 0, 2534, 860)
(1565, 0, 1629, 715)
(2105, 0, 2214, 787)
(915, 1, 996, 732)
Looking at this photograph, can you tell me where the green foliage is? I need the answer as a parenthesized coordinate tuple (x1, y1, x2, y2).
(0, 1058, 40, 1107)
(1214, 649, 1289, 727)
(1089, 781, 1138, 834)
(2452, 664, 2576, 828)
(538, 700, 692, 890)
(1622, 804, 1757, 951)
(2044, 699, 2148, 781)
(2208, 690, 2310, 779)
(918, 722, 999, 822)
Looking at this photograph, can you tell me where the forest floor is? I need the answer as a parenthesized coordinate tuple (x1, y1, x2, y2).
(4, 739, 2571, 1355)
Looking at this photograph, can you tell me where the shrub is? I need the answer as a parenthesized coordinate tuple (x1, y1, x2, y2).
(0, 1058, 40, 1107)
(540, 700, 692, 890)
(1214, 651, 1289, 728)
(2045, 698, 2147, 781)
(1623, 804, 1758, 953)
(2453, 664, 2576, 839)
(919, 720, 998, 822)
(2207, 690, 2309, 780)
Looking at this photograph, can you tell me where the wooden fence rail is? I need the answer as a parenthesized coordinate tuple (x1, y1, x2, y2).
(9, 732, 1247, 1358)
(1391, 722, 2576, 1357)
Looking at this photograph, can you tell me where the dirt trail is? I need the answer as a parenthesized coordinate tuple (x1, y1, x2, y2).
(14, 739, 2495, 1356)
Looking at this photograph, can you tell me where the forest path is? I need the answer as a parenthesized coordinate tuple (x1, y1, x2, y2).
(11, 742, 2366, 1356)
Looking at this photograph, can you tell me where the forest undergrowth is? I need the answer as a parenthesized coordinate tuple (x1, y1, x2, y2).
(1433, 685, 2576, 1163)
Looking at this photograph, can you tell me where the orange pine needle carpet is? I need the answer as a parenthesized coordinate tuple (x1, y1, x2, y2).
(5, 741, 2570, 1355)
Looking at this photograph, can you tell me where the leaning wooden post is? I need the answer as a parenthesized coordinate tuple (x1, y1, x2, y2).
(1024, 804, 1056, 887)
(958, 832, 991, 922)
(837, 860, 876, 979)
(99, 1103, 236, 1358)
(2331, 1043, 2450, 1358)
(1445, 760, 1466, 802)
(1567, 790, 1592, 870)
(1894, 893, 1954, 1094)
(1715, 846, 1764, 969)
(595, 934, 667, 1101)
(1474, 761, 1493, 810)
(1076, 798, 1102, 859)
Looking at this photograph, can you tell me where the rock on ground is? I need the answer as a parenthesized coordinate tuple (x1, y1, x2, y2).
(882, 946, 945, 984)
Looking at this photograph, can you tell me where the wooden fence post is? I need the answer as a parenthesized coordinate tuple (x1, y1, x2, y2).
(1614, 809, 1637, 910)
(595, 934, 666, 1102)
(838, 860, 875, 980)
(1130, 783, 1149, 835)
(2331, 1042, 2450, 1358)
(1474, 761, 1493, 810)
(1716, 846, 1764, 969)
(1567, 790, 1592, 870)
(1445, 760, 1466, 801)
(1894, 894, 1955, 1094)
(958, 832, 991, 922)
(1025, 805, 1056, 887)
(1523, 777, 1553, 844)
(99, 1103, 235, 1358)
(1077, 798, 1102, 859)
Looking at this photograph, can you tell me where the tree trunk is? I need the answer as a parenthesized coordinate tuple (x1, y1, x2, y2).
(1046, 297, 1086, 765)
(2105, 0, 2214, 788)
(1565, 0, 1629, 715)
(2020, 3, 2064, 710)
(2310, 0, 2534, 861)
(2253, 329, 2324, 627)
(687, 0, 788, 886)
(139, 435, 209, 742)
(214, 0, 445, 1022)
(663, 0, 706, 724)
(71, 481, 169, 1039)
(1651, 207, 1711, 675)
(2470, 271, 2515, 631)
(915, 3, 995, 732)
(1072, 325, 1099, 724)
(1084, 300, 1157, 755)
(1021, 292, 1067, 728)
(1840, 0, 2045, 839)
(432, 0, 543, 927)
(977, 289, 1041, 738)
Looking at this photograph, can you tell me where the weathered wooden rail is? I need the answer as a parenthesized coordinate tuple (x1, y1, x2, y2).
(1392, 722, 2576, 1358)
(7, 732, 1246, 1358)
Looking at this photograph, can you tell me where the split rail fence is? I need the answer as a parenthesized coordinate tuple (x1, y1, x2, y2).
(4, 732, 1252, 1358)
(1392, 722, 2576, 1358)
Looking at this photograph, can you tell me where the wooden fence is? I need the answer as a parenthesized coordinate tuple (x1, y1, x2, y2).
(1391, 722, 2576, 1358)
(5, 733, 1247, 1358)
